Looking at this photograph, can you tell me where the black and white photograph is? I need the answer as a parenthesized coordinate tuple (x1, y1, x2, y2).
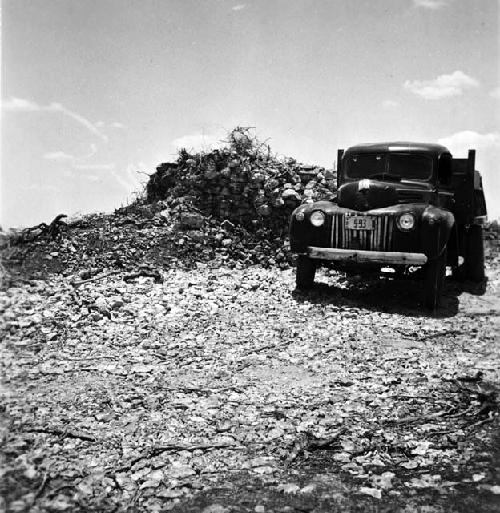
(1, 0, 499, 511)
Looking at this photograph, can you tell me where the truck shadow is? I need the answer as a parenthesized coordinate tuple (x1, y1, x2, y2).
(292, 274, 488, 318)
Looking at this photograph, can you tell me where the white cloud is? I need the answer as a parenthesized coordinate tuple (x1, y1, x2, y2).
(2, 97, 41, 111)
(404, 70, 479, 100)
(490, 87, 500, 99)
(43, 143, 114, 179)
(382, 100, 400, 109)
(413, 0, 453, 9)
(172, 131, 226, 151)
(96, 120, 125, 129)
(232, 4, 246, 11)
(85, 175, 102, 182)
(87, 144, 98, 157)
(73, 163, 115, 171)
(43, 151, 77, 163)
(438, 130, 500, 153)
(43, 146, 135, 191)
(43, 151, 115, 172)
(2, 96, 108, 142)
(438, 131, 500, 220)
(47, 102, 108, 143)
(43, 144, 98, 164)
(4, 97, 131, 194)
(43, 144, 129, 191)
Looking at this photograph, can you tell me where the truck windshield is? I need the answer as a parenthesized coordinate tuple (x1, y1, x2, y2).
(345, 153, 432, 180)
(345, 154, 385, 179)
(388, 154, 432, 180)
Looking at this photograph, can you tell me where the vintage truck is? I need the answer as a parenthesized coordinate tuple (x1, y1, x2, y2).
(289, 142, 487, 309)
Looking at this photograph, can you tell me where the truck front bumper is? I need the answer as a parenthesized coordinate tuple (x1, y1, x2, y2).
(304, 247, 428, 266)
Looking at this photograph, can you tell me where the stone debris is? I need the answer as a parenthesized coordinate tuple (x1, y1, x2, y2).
(146, 127, 336, 236)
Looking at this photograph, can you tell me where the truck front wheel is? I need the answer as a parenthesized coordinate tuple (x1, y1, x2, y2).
(465, 225, 485, 282)
(296, 255, 316, 290)
(423, 248, 447, 310)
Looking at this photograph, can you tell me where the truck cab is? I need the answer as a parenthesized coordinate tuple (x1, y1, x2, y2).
(289, 142, 487, 309)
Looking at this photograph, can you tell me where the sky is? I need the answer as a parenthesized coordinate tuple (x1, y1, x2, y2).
(1, 0, 499, 228)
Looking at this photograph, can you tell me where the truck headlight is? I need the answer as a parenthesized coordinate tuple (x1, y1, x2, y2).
(310, 211, 325, 227)
(295, 211, 305, 221)
(397, 213, 416, 231)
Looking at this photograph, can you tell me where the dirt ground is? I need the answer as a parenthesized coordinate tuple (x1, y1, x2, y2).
(1, 238, 500, 512)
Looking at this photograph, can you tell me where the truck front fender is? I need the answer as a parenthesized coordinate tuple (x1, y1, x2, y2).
(289, 201, 339, 252)
(420, 206, 455, 260)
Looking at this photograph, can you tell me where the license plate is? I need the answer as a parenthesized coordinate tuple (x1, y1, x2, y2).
(346, 216, 375, 230)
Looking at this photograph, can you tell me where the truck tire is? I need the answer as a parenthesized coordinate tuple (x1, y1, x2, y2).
(423, 248, 447, 310)
(465, 225, 485, 282)
(296, 255, 316, 290)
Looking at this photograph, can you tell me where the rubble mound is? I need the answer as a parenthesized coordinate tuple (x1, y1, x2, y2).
(146, 127, 337, 235)
(1, 203, 294, 286)
(2, 129, 338, 281)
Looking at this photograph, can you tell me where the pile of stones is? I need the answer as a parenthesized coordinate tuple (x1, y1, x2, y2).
(146, 128, 337, 236)
(2, 129, 339, 279)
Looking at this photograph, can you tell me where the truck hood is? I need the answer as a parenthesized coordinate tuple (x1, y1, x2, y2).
(337, 179, 432, 211)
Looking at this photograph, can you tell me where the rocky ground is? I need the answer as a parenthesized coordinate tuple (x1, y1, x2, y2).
(1, 212, 500, 513)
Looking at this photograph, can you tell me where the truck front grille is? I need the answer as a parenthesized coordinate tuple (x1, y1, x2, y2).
(330, 214, 394, 251)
